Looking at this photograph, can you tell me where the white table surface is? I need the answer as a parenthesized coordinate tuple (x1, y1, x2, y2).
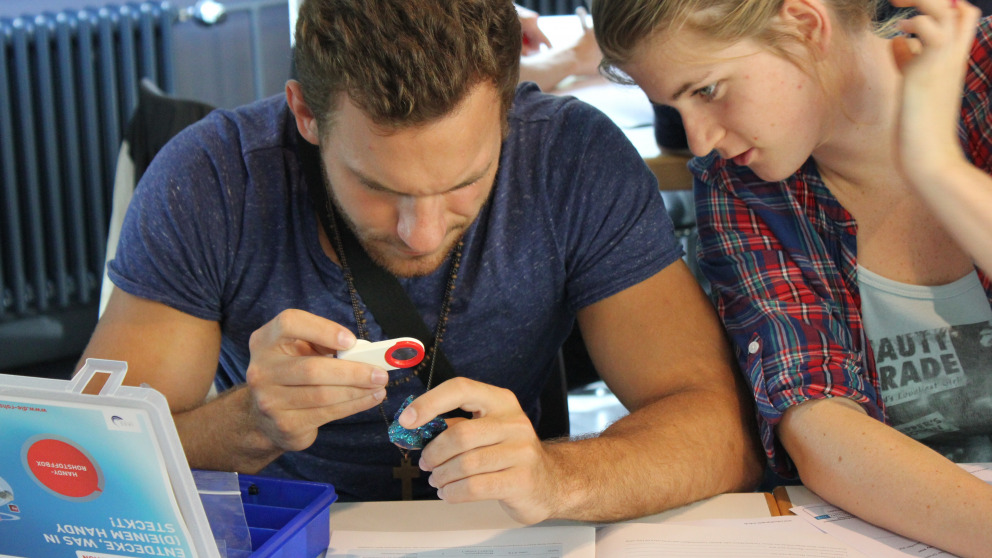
(327, 491, 775, 532)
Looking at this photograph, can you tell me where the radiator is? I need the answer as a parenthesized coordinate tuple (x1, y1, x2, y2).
(0, 2, 176, 369)
(518, 0, 589, 14)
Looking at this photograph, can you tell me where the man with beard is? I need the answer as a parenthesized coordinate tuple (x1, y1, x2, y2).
(78, 0, 761, 523)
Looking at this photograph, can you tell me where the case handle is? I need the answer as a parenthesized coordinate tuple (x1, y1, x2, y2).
(68, 358, 128, 395)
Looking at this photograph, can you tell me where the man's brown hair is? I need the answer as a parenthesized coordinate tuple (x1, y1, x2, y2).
(294, 0, 522, 134)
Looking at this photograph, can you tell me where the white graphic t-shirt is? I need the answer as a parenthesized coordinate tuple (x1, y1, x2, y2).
(859, 266, 992, 462)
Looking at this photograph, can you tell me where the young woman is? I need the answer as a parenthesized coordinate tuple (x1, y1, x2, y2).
(592, 0, 992, 555)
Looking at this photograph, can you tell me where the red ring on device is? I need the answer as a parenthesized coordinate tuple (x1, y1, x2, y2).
(385, 340, 425, 368)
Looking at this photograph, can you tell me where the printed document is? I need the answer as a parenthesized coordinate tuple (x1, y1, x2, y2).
(791, 463, 991, 558)
(791, 504, 957, 558)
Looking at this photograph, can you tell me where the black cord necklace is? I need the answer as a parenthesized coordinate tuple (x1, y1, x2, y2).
(320, 191, 463, 503)
(325, 207, 462, 500)
(298, 135, 465, 499)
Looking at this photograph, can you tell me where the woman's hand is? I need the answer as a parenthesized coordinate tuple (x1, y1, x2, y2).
(891, 0, 982, 181)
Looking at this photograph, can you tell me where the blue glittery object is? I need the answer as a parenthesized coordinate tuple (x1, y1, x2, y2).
(388, 395, 447, 450)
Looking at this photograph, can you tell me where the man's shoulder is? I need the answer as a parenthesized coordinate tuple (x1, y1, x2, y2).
(508, 82, 605, 126)
(504, 82, 636, 168)
(143, 95, 297, 209)
(181, 95, 294, 157)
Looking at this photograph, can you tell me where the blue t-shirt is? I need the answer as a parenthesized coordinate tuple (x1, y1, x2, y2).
(109, 83, 681, 500)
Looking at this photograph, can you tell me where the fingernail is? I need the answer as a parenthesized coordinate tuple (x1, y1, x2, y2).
(338, 330, 356, 348)
(399, 406, 417, 427)
(371, 369, 388, 385)
(427, 474, 437, 487)
(419, 456, 432, 471)
(436, 487, 445, 500)
(372, 389, 385, 402)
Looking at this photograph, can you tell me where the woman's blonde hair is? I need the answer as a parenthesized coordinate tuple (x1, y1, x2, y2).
(592, 0, 889, 83)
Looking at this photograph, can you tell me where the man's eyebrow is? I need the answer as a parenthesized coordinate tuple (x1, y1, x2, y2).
(352, 171, 395, 193)
(352, 158, 495, 195)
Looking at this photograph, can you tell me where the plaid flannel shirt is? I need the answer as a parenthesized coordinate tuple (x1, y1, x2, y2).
(691, 17, 992, 477)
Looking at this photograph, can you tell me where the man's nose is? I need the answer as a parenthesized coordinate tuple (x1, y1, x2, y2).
(396, 195, 446, 254)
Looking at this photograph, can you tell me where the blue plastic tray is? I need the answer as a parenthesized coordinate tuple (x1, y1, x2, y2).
(239, 475, 337, 558)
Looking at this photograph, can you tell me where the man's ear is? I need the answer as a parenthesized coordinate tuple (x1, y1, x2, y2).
(777, 0, 832, 56)
(286, 79, 320, 145)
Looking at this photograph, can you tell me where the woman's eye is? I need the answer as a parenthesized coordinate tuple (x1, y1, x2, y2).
(694, 83, 718, 100)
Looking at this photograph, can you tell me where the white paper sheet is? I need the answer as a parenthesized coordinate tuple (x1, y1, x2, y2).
(790, 504, 957, 558)
(564, 83, 654, 129)
(671, 514, 827, 534)
(595, 522, 868, 557)
(959, 462, 992, 483)
(326, 526, 595, 557)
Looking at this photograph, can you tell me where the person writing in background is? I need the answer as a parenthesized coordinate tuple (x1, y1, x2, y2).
(80, 0, 761, 523)
(516, 2, 553, 52)
(516, 3, 604, 90)
(593, 0, 992, 555)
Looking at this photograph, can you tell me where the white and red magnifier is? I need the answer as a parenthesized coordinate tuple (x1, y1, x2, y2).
(337, 337, 426, 370)
(383, 340, 425, 368)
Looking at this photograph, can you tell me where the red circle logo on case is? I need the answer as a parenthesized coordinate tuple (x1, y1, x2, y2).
(24, 437, 103, 500)
(385, 341, 425, 368)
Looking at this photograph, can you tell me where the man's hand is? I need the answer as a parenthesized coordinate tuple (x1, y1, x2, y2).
(243, 309, 389, 453)
(398, 377, 561, 524)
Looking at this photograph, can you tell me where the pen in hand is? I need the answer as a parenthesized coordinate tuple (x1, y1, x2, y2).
(575, 6, 590, 32)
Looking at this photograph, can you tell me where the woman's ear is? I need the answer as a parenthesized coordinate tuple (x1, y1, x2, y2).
(777, 0, 833, 56)
(285, 79, 320, 145)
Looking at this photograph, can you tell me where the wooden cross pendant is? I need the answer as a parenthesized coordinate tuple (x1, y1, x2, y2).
(393, 455, 420, 501)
